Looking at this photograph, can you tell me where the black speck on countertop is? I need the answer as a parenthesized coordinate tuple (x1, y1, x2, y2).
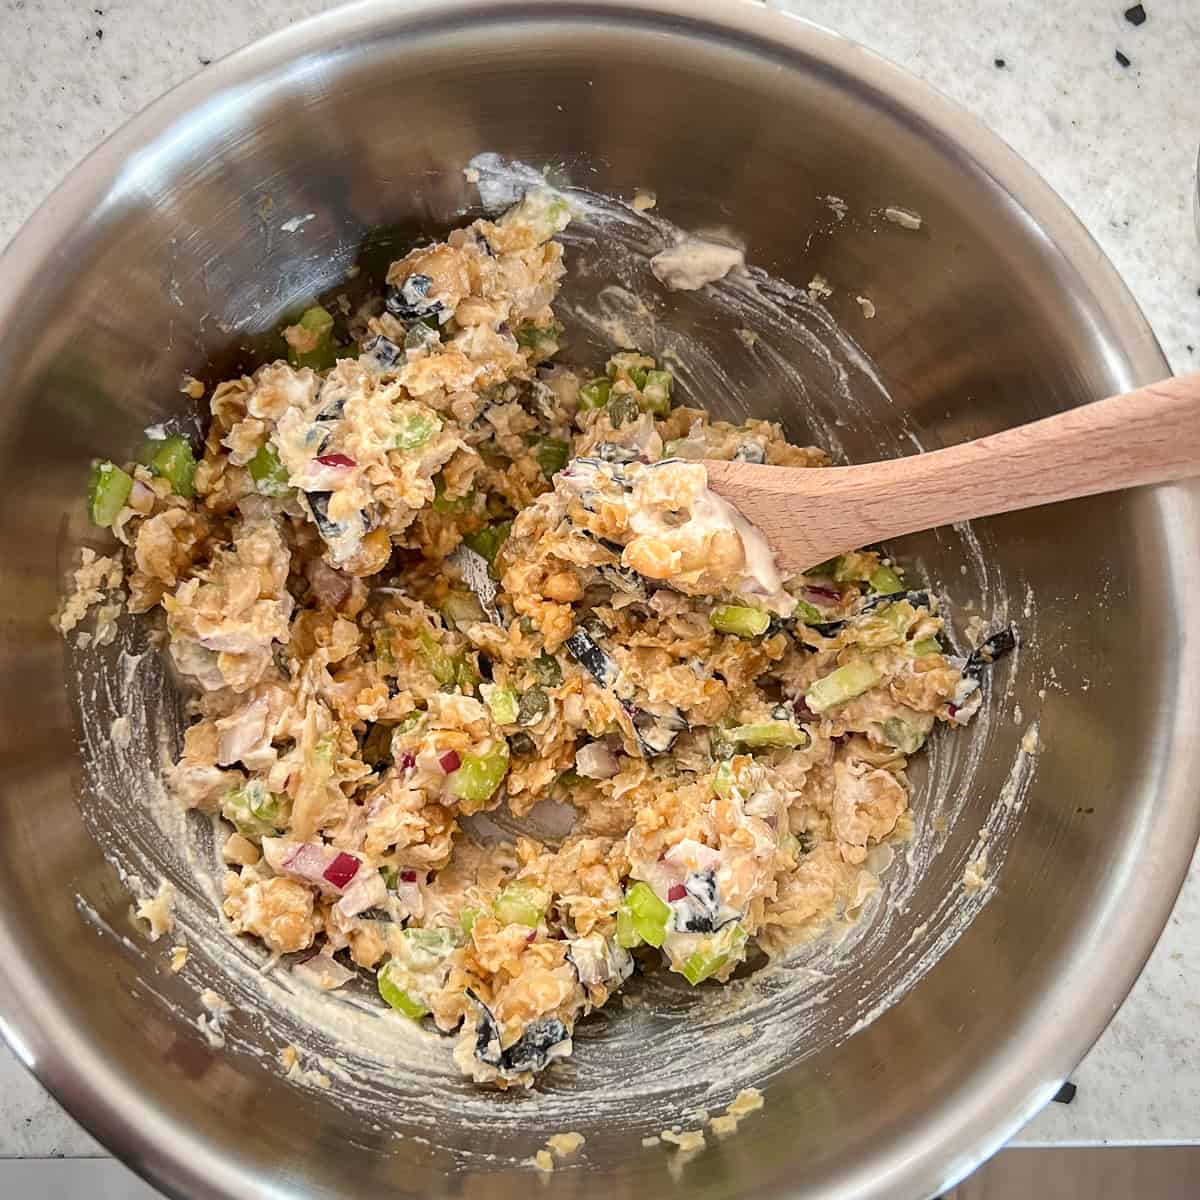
(1124, 4, 1147, 26)
(1115, 49, 1131, 67)
(95, 27, 103, 39)
(1053, 1082, 1078, 1105)
(199, 56, 212, 65)
(994, 57, 1006, 68)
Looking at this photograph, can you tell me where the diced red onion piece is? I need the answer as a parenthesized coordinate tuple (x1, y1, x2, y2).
(401, 752, 416, 770)
(439, 750, 461, 773)
(323, 852, 360, 890)
(400, 869, 417, 883)
(393, 879, 423, 919)
(315, 452, 356, 469)
(667, 883, 687, 902)
(802, 585, 841, 604)
(281, 842, 329, 884)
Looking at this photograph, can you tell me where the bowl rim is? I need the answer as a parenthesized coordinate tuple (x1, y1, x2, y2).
(0, 2, 1188, 1199)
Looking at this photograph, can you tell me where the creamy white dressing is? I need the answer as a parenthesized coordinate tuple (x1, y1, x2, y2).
(689, 479, 791, 614)
(650, 239, 745, 291)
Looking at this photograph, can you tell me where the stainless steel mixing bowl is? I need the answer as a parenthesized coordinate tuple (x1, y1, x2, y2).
(1, 2, 1196, 1197)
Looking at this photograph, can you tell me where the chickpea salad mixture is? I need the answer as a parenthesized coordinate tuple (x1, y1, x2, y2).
(68, 190, 1014, 1088)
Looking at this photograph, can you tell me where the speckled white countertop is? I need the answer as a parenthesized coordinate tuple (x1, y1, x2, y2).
(1, 0, 1198, 1191)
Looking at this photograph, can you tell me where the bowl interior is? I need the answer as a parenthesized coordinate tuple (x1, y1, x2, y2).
(0, 5, 1193, 1200)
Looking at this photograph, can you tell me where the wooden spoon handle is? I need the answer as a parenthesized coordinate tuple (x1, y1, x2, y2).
(705, 371, 1200, 574)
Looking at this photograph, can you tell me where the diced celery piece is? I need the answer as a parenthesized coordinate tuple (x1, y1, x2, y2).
(615, 906, 641, 949)
(450, 742, 510, 810)
(148, 434, 196, 498)
(482, 684, 519, 725)
(911, 637, 942, 657)
(286, 305, 338, 371)
(727, 721, 807, 750)
(453, 654, 479, 694)
(530, 653, 563, 688)
(641, 368, 674, 416)
(680, 924, 748, 986)
(309, 734, 336, 789)
(248, 443, 290, 496)
(805, 660, 882, 713)
(493, 879, 549, 928)
(854, 602, 913, 646)
(380, 865, 398, 890)
(869, 565, 904, 595)
(804, 556, 842, 578)
(710, 605, 770, 638)
(393, 407, 441, 450)
(624, 881, 670, 948)
(879, 715, 928, 755)
(419, 632, 456, 685)
(628, 367, 649, 389)
(462, 520, 512, 570)
(459, 906, 481, 936)
(87, 460, 133, 527)
(793, 599, 827, 625)
(378, 962, 428, 1019)
(222, 779, 289, 839)
(297, 304, 334, 338)
(441, 589, 485, 627)
(578, 377, 612, 411)
(516, 321, 564, 353)
(393, 711, 423, 736)
(533, 437, 569, 477)
(402, 926, 458, 957)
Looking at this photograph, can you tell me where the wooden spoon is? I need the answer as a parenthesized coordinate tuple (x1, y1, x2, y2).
(703, 372, 1200, 575)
